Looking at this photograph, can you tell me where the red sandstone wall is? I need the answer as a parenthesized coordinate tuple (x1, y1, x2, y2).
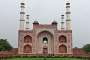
(0, 48, 90, 57)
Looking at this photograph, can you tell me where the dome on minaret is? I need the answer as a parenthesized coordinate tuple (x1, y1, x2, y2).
(33, 21, 39, 24)
(52, 21, 58, 25)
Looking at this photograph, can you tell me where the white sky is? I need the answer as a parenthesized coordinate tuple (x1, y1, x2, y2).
(0, 0, 90, 48)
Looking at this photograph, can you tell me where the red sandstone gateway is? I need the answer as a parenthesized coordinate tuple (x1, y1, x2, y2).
(18, 21, 72, 56)
(18, 1, 72, 56)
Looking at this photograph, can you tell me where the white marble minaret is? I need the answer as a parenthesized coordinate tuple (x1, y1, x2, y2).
(61, 15, 65, 30)
(26, 15, 30, 30)
(66, 1, 71, 30)
(19, 2, 26, 30)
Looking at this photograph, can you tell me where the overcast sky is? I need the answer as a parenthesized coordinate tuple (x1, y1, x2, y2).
(0, 0, 90, 48)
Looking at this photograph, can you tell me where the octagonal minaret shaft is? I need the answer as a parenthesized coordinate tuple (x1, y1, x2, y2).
(19, 2, 26, 30)
(61, 15, 65, 30)
(66, 1, 71, 30)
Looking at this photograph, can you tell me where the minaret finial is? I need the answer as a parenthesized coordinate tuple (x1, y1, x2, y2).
(61, 15, 65, 30)
(19, 1, 26, 30)
(65, 0, 71, 30)
(65, 0, 70, 2)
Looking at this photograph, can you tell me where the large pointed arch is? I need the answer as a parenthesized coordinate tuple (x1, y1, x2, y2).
(23, 45, 32, 53)
(24, 35, 32, 43)
(37, 30, 54, 54)
(37, 31, 54, 38)
(59, 45, 67, 53)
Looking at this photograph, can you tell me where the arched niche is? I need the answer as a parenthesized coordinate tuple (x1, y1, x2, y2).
(43, 47, 48, 54)
(24, 35, 32, 43)
(59, 45, 67, 53)
(59, 35, 67, 43)
(23, 45, 32, 53)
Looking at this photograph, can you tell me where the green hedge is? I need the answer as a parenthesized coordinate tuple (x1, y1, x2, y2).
(0, 55, 90, 59)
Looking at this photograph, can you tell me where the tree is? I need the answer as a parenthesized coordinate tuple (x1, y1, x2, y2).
(0, 39, 13, 51)
(82, 44, 90, 52)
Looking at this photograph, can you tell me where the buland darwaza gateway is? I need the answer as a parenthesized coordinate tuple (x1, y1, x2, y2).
(18, 0, 72, 56)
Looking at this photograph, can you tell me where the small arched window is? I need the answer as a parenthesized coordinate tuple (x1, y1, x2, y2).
(24, 35, 32, 43)
(59, 35, 67, 43)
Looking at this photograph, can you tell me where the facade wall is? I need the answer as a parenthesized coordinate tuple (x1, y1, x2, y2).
(54, 30, 72, 55)
(18, 24, 72, 55)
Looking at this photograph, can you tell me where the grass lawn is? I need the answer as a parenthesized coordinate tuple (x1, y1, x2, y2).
(3, 58, 85, 60)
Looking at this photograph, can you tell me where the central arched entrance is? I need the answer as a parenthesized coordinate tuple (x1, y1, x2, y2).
(37, 31, 54, 55)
